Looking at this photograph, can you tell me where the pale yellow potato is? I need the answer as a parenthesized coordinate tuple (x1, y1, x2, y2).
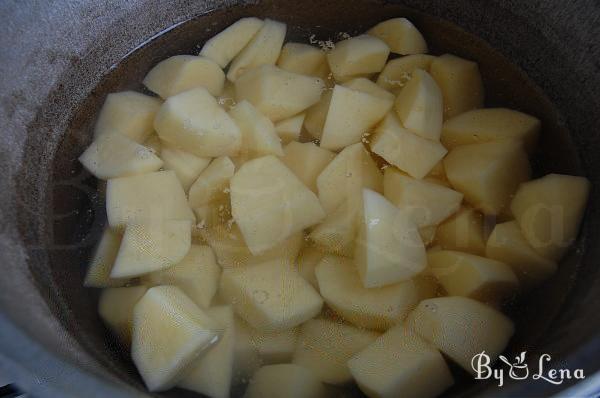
(281, 141, 335, 193)
(188, 156, 235, 208)
(348, 324, 453, 398)
(106, 170, 195, 228)
(200, 17, 264, 68)
(110, 220, 192, 278)
(227, 19, 287, 82)
(376, 54, 436, 94)
(303, 89, 332, 139)
(228, 100, 283, 159)
(430, 54, 484, 119)
(84, 228, 128, 288)
(315, 255, 419, 331)
(277, 42, 327, 76)
(406, 296, 514, 374)
(248, 325, 299, 364)
(309, 200, 358, 257)
(326, 35, 390, 81)
(98, 285, 148, 345)
(79, 132, 163, 180)
(274, 113, 305, 144)
(320, 84, 393, 151)
(317, 143, 383, 214)
(160, 142, 211, 191)
(143, 55, 225, 98)
(141, 245, 221, 308)
(383, 168, 463, 228)
(219, 259, 323, 331)
(154, 87, 241, 157)
(235, 65, 324, 122)
(245, 364, 327, 398)
(296, 246, 325, 288)
(230, 155, 325, 254)
(342, 77, 395, 101)
(293, 318, 379, 385)
(394, 69, 443, 140)
(441, 108, 541, 153)
(143, 133, 162, 155)
(510, 173, 590, 261)
(444, 140, 530, 215)
(367, 18, 428, 55)
(232, 317, 262, 386)
(434, 207, 486, 255)
(428, 250, 519, 303)
(370, 113, 447, 179)
(94, 91, 162, 142)
(131, 286, 220, 391)
(486, 221, 557, 289)
(178, 306, 235, 398)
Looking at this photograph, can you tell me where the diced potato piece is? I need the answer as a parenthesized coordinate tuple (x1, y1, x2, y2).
(229, 100, 283, 159)
(220, 259, 323, 331)
(383, 168, 463, 228)
(111, 220, 192, 278)
(79, 133, 163, 180)
(275, 113, 305, 144)
(106, 171, 195, 228)
(143, 133, 162, 155)
(510, 174, 590, 261)
(188, 156, 235, 208)
(230, 156, 325, 254)
(348, 324, 453, 398)
(131, 286, 219, 391)
(444, 140, 530, 215)
(428, 250, 518, 303)
(435, 207, 486, 255)
(320, 84, 393, 150)
(98, 286, 148, 345)
(84, 228, 128, 288)
(367, 18, 428, 55)
(486, 221, 557, 289)
(430, 54, 484, 119)
(248, 325, 299, 364)
(315, 255, 419, 331)
(441, 108, 541, 153)
(419, 225, 438, 247)
(227, 19, 287, 82)
(342, 77, 395, 101)
(326, 35, 390, 81)
(309, 200, 358, 257)
(94, 91, 162, 142)
(376, 54, 436, 94)
(297, 247, 325, 288)
(245, 364, 327, 398)
(232, 317, 262, 386)
(200, 17, 264, 68)
(394, 69, 443, 140)
(370, 113, 447, 179)
(277, 42, 327, 76)
(282, 141, 335, 193)
(317, 143, 383, 214)
(235, 65, 324, 122)
(179, 306, 235, 398)
(356, 189, 426, 287)
(143, 55, 225, 98)
(141, 245, 221, 308)
(293, 319, 379, 385)
(406, 296, 514, 374)
(303, 90, 333, 139)
(160, 142, 211, 191)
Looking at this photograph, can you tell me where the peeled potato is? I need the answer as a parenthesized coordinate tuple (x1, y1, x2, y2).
(200, 17, 264, 68)
(297, 247, 325, 288)
(98, 285, 148, 345)
(367, 18, 428, 55)
(160, 142, 211, 191)
(376, 54, 436, 94)
(228, 100, 283, 159)
(326, 35, 390, 81)
(303, 90, 333, 139)
(342, 77, 395, 101)
(247, 325, 299, 364)
(275, 113, 305, 144)
(84, 228, 128, 288)
(281, 141, 335, 193)
(406, 296, 514, 374)
(245, 364, 327, 398)
(277, 42, 327, 77)
(309, 200, 358, 257)
(434, 207, 486, 255)
(188, 156, 235, 208)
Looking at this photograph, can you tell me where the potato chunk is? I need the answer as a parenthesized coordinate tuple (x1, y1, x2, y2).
(200, 17, 264, 68)
(348, 325, 453, 398)
(230, 155, 325, 254)
(281, 141, 335, 193)
(394, 69, 443, 140)
(235, 65, 324, 122)
(406, 296, 514, 374)
(293, 319, 379, 385)
(228, 100, 283, 159)
(143, 55, 225, 98)
(220, 259, 323, 331)
(434, 207, 486, 255)
(326, 35, 390, 81)
(376, 54, 435, 94)
(510, 173, 590, 261)
(160, 142, 211, 191)
(98, 285, 148, 345)
(277, 42, 327, 77)
(275, 113, 305, 144)
(245, 364, 327, 398)
(315, 255, 419, 331)
(444, 140, 530, 215)
(94, 91, 161, 142)
(131, 286, 219, 391)
(248, 325, 299, 364)
(309, 200, 358, 257)
(370, 113, 447, 179)
(441, 108, 541, 153)
(430, 54, 484, 119)
(188, 156, 235, 208)
(367, 18, 428, 55)
(84, 228, 128, 288)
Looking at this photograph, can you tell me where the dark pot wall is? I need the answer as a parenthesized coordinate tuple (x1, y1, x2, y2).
(0, 1, 599, 397)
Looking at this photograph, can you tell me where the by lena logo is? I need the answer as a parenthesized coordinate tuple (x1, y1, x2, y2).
(471, 351, 585, 387)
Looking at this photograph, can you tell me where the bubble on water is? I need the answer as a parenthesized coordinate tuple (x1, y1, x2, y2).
(425, 302, 438, 312)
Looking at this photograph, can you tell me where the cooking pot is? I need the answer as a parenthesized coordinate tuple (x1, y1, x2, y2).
(1, 0, 599, 397)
